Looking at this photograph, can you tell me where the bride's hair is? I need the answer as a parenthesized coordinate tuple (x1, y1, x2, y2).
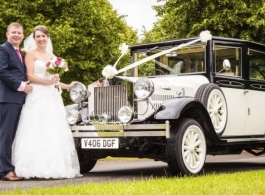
(33, 25, 50, 38)
(24, 25, 53, 53)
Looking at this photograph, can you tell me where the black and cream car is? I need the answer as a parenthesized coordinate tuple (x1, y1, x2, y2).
(66, 36, 265, 176)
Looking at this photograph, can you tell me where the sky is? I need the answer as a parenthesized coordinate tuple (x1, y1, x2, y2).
(108, 0, 162, 35)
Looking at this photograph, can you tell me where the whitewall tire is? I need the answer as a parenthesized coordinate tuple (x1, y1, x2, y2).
(195, 84, 228, 135)
(167, 119, 206, 176)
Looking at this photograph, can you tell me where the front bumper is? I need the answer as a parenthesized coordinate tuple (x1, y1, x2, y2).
(71, 121, 170, 138)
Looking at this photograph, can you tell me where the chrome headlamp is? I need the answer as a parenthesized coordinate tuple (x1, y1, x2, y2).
(70, 82, 87, 103)
(66, 109, 81, 125)
(118, 106, 133, 124)
(134, 78, 154, 100)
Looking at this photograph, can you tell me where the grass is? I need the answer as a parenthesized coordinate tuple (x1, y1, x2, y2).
(1, 170, 265, 195)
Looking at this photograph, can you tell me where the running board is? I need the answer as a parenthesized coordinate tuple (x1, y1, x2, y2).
(222, 137, 265, 143)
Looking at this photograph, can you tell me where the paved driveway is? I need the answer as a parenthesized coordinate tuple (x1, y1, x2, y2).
(1, 152, 265, 191)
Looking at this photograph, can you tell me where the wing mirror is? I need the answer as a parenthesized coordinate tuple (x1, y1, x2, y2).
(217, 59, 231, 73)
(223, 59, 231, 70)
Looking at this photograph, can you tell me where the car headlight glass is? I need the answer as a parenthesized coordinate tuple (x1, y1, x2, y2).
(70, 82, 87, 103)
(134, 78, 154, 100)
(66, 109, 81, 125)
(118, 106, 133, 123)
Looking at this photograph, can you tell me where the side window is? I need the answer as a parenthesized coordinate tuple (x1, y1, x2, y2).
(172, 45, 205, 73)
(249, 49, 265, 80)
(215, 46, 242, 77)
(135, 44, 205, 76)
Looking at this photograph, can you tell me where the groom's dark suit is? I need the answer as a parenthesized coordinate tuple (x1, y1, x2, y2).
(0, 41, 27, 178)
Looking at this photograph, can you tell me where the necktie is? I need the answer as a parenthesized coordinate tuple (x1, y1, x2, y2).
(15, 49, 23, 63)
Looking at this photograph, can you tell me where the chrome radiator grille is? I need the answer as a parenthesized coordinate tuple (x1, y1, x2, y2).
(94, 85, 127, 121)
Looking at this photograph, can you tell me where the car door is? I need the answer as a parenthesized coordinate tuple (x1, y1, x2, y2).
(213, 42, 247, 136)
(243, 48, 265, 135)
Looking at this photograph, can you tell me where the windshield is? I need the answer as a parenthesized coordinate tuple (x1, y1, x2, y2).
(132, 44, 206, 77)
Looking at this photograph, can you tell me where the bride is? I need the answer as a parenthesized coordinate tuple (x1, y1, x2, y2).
(12, 25, 82, 179)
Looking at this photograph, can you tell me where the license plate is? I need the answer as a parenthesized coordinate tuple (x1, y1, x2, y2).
(81, 138, 119, 149)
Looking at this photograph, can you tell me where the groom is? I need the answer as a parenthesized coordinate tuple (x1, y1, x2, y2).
(0, 22, 32, 181)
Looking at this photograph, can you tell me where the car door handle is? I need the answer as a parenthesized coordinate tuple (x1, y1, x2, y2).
(161, 87, 171, 90)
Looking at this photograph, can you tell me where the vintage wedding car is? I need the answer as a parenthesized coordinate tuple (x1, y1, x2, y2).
(66, 33, 265, 176)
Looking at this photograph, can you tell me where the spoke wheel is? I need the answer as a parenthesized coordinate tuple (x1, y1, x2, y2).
(195, 84, 227, 135)
(181, 124, 206, 173)
(206, 89, 227, 134)
(167, 119, 206, 176)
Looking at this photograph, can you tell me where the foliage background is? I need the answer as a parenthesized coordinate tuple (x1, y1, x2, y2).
(2, 0, 265, 103)
(0, 0, 138, 103)
(143, 0, 265, 43)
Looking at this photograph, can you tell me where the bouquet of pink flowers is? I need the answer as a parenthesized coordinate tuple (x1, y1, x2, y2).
(46, 57, 69, 76)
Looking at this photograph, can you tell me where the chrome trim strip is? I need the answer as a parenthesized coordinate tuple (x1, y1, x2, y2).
(216, 80, 230, 86)
(124, 124, 166, 130)
(72, 131, 166, 137)
(216, 80, 245, 88)
(224, 138, 265, 142)
(71, 125, 124, 131)
(250, 84, 265, 90)
(71, 122, 168, 137)
(124, 131, 166, 136)
(230, 81, 245, 87)
(72, 132, 124, 137)
(71, 124, 167, 131)
(166, 120, 170, 138)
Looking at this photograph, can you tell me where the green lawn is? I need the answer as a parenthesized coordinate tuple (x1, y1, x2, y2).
(1, 170, 265, 195)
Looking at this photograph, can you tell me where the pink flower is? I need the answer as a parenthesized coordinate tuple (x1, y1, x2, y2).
(46, 56, 68, 76)
(55, 60, 61, 66)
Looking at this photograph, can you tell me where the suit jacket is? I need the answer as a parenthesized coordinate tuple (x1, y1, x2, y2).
(0, 41, 27, 104)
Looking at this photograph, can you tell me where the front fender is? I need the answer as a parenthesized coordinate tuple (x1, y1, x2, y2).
(65, 103, 79, 112)
(154, 97, 224, 145)
(154, 97, 206, 119)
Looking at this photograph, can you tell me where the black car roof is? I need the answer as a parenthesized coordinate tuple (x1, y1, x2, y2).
(129, 36, 265, 50)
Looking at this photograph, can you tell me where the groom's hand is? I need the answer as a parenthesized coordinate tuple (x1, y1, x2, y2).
(23, 81, 33, 94)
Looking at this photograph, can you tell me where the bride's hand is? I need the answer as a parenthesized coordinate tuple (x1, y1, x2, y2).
(50, 75, 60, 84)
(68, 81, 79, 89)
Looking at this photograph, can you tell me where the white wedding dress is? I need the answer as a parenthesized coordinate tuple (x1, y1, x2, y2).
(12, 60, 82, 179)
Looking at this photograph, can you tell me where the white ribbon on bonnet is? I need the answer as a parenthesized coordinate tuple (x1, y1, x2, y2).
(101, 43, 129, 79)
(102, 30, 212, 79)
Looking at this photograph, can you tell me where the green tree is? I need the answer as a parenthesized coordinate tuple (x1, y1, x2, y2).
(143, 0, 265, 43)
(0, 0, 137, 103)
